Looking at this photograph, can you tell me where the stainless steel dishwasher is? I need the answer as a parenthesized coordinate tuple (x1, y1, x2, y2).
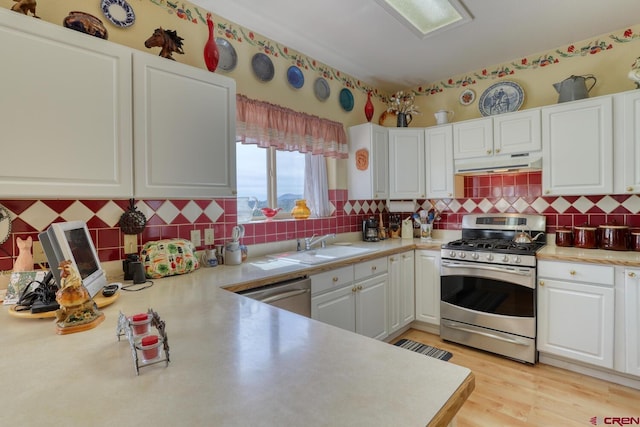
(238, 277, 311, 317)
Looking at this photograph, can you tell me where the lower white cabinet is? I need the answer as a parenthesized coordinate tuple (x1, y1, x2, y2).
(414, 250, 441, 326)
(624, 268, 640, 376)
(388, 251, 415, 335)
(311, 257, 388, 340)
(537, 260, 615, 368)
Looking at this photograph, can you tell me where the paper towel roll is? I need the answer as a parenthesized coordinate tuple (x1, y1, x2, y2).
(387, 201, 416, 212)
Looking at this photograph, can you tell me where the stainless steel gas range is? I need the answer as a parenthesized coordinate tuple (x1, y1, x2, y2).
(440, 213, 546, 364)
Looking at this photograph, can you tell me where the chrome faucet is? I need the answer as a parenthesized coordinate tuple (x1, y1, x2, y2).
(300, 233, 336, 251)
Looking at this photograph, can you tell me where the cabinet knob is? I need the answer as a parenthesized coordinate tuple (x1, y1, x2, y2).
(629, 272, 637, 278)
(332, 277, 339, 282)
(545, 190, 551, 195)
(628, 187, 634, 192)
(390, 257, 395, 262)
(539, 281, 544, 286)
(569, 270, 576, 276)
(448, 193, 452, 197)
(495, 148, 501, 153)
(352, 287, 357, 293)
(371, 266, 376, 271)
(357, 285, 363, 291)
(487, 149, 492, 155)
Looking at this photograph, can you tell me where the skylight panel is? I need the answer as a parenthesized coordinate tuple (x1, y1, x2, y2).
(376, 0, 472, 39)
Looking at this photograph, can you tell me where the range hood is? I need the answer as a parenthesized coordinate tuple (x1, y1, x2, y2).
(454, 153, 542, 175)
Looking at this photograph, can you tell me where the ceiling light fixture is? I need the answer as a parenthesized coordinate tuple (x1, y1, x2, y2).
(376, 0, 472, 39)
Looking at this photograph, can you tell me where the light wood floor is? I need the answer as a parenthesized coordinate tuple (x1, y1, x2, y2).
(395, 329, 640, 427)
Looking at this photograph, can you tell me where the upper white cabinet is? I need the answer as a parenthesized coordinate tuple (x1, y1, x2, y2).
(133, 51, 236, 198)
(614, 91, 640, 194)
(347, 123, 388, 199)
(425, 126, 454, 198)
(493, 109, 541, 155)
(389, 129, 425, 199)
(452, 117, 493, 159)
(0, 9, 133, 198)
(453, 110, 541, 160)
(541, 96, 613, 196)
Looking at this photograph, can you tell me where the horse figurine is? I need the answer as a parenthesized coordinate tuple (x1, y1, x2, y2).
(144, 27, 184, 60)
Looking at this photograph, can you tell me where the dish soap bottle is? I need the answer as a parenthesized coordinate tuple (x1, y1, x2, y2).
(291, 199, 311, 220)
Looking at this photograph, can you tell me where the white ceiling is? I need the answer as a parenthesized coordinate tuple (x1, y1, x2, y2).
(193, 0, 640, 92)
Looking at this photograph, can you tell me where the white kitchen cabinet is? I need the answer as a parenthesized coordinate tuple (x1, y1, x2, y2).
(425, 126, 454, 198)
(452, 117, 493, 159)
(541, 96, 613, 195)
(624, 268, 640, 376)
(493, 108, 541, 155)
(388, 129, 425, 199)
(388, 251, 415, 335)
(537, 260, 615, 369)
(453, 110, 541, 160)
(0, 9, 133, 198)
(133, 51, 236, 198)
(311, 257, 388, 340)
(414, 249, 441, 326)
(347, 123, 389, 199)
(613, 91, 640, 194)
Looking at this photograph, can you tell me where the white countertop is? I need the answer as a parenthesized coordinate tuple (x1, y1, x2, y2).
(0, 241, 473, 427)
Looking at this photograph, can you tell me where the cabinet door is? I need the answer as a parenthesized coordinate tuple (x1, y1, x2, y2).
(0, 10, 132, 198)
(347, 123, 388, 199)
(493, 109, 541, 155)
(414, 250, 441, 325)
(388, 252, 414, 334)
(356, 274, 388, 340)
(625, 269, 640, 376)
(133, 51, 236, 198)
(620, 91, 640, 193)
(541, 96, 613, 195)
(537, 278, 614, 368)
(452, 117, 493, 159)
(425, 126, 454, 198)
(311, 285, 356, 333)
(388, 129, 425, 199)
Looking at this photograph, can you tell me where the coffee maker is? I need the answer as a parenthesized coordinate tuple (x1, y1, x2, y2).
(362, 217, 379, 242)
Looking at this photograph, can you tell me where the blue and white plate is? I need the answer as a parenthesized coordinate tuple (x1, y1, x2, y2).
(314, 77, 330, 101)
(478, 81, 524, 116)
(100, 0, 135, 28)
(287, 66, 304, 89)
(251, 53, 274, 82)
(339, 88, 354, 112)
(216, 38, 237, 72)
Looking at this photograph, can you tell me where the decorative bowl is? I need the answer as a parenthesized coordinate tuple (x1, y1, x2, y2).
(260, 207, 281, 219)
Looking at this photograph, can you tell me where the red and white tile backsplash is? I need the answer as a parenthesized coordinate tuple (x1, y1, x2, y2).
(2, 172, 639, 271)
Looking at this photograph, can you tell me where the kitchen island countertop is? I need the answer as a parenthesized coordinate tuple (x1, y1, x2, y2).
(0, 244, 473, 427)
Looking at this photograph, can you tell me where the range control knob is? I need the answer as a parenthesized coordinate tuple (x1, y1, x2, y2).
(458, 252, 466, 259)
(487, 254, 494, 261)
(502, 255, 510, 263)
(471, 253, 480, 260)
(449, 251, 456, 258)
(513, 256, 521, 264)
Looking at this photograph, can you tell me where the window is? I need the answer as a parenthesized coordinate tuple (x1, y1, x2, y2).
(236, 143, 305, 219)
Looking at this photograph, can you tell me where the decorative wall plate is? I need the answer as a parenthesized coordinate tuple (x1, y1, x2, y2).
(0, 205, 11, 245)
(339, 88, 354, 112)
(216, 38, 237, 72)
(459, 88, 475, 106)
(100, 0, 136, 28)
(287, 66, 304, 89)
(478, 81, 524, 116)
(251, 53, 274, 82)
(314, 77, 330, 101)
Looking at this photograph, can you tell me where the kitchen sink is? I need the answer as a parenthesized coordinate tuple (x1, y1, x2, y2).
(266, 245, 376, 265)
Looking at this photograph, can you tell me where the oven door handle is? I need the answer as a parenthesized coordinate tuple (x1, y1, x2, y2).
(441, 260, 532, 276)
(442, 320, 530, 346)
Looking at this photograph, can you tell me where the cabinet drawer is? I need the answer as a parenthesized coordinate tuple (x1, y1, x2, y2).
(538, 260, 614, 286)
(311, 266, 354, 295)
(355, 257, 388, 280)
